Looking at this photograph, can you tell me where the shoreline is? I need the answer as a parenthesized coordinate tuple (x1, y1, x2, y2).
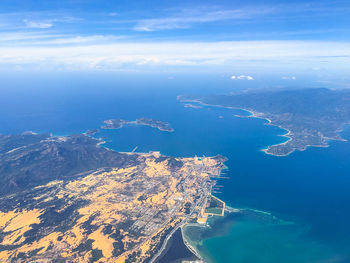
(181, 226, 206, 262)
(150, 224, 182, 263)
(178, 206, 298, 263)
(15, 130, 225, 263)
(101, 118, 174, 133)
(180, 207, 243, 263)
(151, 223, 205, 263)
(177, 97, 294, 156)
(178, 97, 348, 157)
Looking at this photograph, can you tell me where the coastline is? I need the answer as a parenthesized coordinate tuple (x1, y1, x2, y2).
(152, 171, 229, 263)
(181, 226, 206, 262)
(101, 118, 174, 133)
(151, 223, 206, 263)
(180, 207, 242, 263)
(150, 224, 183, 263)
(177, 97, 294, 156)
(179, 206, 300, 263)
(178, 97, 348, 157)
(10, 130, 225, 263)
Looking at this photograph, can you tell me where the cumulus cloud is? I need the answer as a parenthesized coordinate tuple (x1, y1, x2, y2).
(281, 76, 296, 80)
(231, 75, 254, 80)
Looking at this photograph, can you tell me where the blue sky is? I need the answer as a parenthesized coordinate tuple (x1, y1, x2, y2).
(0, 0, 349, 75)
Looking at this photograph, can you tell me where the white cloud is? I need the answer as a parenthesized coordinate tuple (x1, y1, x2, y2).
(24, 19, 53, 29)
(0, 40, 349, 71)
(0, 12, 80, 31)
(131, 2, 350, 32)
(108, 12, 119, 17)
(0, 32, 125, 46)
(31, 35, 125, 45)
(231, 75, 254, 80)
(0, 32, 60, 42)
(133, 7, 274, 31)
(281, 76, 296, 80)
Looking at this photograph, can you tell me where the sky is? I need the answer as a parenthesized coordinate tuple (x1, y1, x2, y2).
(0, 0, 349, 76)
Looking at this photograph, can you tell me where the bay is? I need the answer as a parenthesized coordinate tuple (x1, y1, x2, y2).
(1, 73, 349, 262)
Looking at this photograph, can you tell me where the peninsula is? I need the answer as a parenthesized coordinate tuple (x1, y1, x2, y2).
(0, 132, 225, 262)
(178, 88, 350, 156)
(184, 103, 202, 109)
(102, 118, 174, 132)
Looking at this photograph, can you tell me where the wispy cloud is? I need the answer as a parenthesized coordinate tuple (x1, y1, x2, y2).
(282, 76, 296, 80)
(0, 2, 348, 72)
(0, 32, 126, 46)
(131, 2, 350, 32)
(0, 40, 349, 71)
(231, 75, 254, 80)
(0, 12, 80, 31)
(0, 32, 59, 42)
(37, 35, 125, 45)
(24, 19, 53, 29)
(133, 7, 274, 31)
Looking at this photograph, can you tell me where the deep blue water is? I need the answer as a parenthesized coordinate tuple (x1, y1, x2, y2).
(1, 73, 350, 262)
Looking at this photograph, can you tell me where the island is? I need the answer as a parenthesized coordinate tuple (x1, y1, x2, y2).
(184, 103, 203, 109)
(0, 132, 226, 262)
(102, 117, 174, 132)
(178, 88, 350, 156)
(84, 129, 99, 136)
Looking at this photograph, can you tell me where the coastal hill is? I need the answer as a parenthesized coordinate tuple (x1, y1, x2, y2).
(0, 133, 138, 196)
(102, 118, 174, 132)
(179, 88, 350, 156)
(0, 132, 225, 262)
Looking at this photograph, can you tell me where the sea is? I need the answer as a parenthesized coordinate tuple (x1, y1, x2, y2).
(1, 72, 350, 263)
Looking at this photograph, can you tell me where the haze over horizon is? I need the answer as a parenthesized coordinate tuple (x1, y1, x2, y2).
(2, 1, 350, 263)
(0, 0, 349, 81)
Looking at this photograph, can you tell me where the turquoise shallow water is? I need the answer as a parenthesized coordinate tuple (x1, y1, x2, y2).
(1, 73, 350, 262)
(183, 209, 340, 263)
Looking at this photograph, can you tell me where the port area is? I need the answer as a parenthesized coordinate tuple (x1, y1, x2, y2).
(196, 195, 225, 224)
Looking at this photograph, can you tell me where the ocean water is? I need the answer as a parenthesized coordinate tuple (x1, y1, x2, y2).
(183, 209, 340, 263)
(1, 73, 350, 262)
